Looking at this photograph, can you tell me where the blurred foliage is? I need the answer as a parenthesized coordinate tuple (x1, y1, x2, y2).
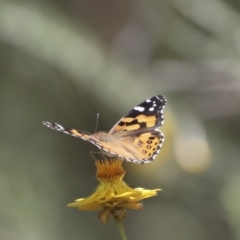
(1, 0, 240, 239)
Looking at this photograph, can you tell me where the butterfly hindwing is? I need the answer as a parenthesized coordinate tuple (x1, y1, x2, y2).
(132, 130, 164, 163)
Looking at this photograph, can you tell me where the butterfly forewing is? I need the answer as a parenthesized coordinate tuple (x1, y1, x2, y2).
(109, 95, 167, 134)
(42, 121, 92, 141)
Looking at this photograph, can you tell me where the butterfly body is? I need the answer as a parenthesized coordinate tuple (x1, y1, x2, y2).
(94, 131, 117, 142)
(43, 95, 167, 164)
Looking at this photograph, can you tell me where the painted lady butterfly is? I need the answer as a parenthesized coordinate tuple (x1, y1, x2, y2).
(42, 95, 167, 164)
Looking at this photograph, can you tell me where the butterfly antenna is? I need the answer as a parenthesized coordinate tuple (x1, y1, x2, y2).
(95, 113, 99, 133)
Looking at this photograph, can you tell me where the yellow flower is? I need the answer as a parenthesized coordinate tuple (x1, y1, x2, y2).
(67, 154, 161, 225)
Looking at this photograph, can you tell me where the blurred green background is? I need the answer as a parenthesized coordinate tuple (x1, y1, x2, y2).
(1, 0, 240, 239)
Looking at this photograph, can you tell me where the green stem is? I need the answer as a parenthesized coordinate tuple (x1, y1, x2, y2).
(115, 218, 127, 240)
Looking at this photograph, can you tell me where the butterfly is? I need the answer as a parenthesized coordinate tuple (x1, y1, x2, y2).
(42, 95, 167, 164)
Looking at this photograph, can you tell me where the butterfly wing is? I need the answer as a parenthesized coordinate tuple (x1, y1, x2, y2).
(109, 95, 167, 134)
(42, 121, 93, 141)
(129, 130, 165, 164)
(42, 121, 115, 154)
(108, 95, 167, 164)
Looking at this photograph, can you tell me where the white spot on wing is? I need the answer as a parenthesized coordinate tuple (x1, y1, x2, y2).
(134, 106, 145, 112)
(149, 107, 154, 111)
(56, 124, 65, 130)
